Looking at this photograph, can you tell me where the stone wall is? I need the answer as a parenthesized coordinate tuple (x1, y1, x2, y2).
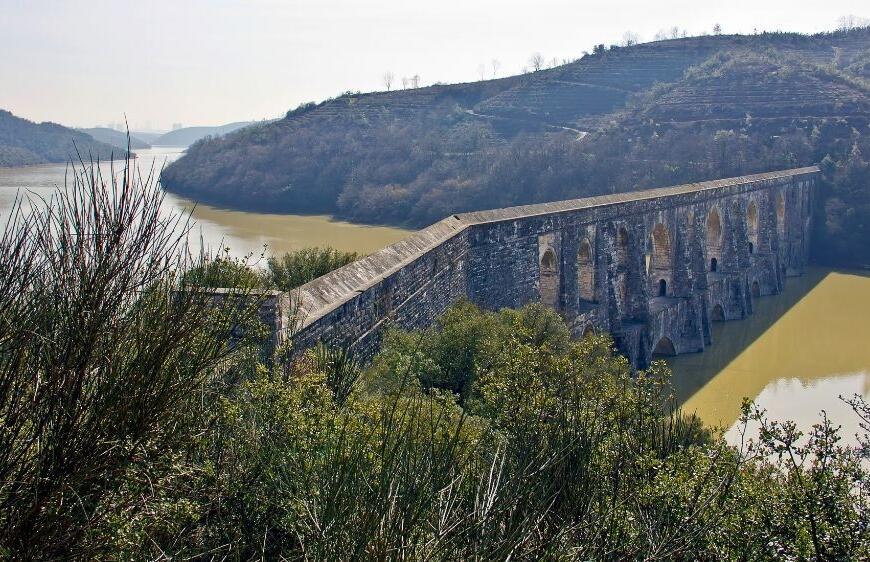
(286, 166, 818, 367)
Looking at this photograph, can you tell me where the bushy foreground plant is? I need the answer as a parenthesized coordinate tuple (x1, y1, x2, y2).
(0, 154, 265, 558)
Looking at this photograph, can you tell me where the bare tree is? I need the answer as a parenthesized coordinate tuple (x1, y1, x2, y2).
(670, 26, 681, 39)
(382, 71, 394, 91)
(410, 74, 420, 89)
(401, 76, 409, 89)
(491, 58, 501, 78)
(838, 14, 870, 31)
(622, 31, 640, 46)
(713, 23, 722, 35)
(478, 63, 487, 80)
(654, 29, 667, 41)
(529, 52, 544, 72)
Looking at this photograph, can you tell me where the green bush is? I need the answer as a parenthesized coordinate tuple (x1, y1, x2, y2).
(267, 246, 360, 291)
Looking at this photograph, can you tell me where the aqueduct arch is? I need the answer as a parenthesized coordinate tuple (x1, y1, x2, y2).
(649, 223, 672, 296)
(747, 200, 759, 254)
(652, 336, 677, 357)
(540, 249, 559, 308)
(706, 208, 723, 272)
(577, 238, 595, 302)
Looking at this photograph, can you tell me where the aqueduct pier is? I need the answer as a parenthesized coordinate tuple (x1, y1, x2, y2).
(283, 166, 818, 368)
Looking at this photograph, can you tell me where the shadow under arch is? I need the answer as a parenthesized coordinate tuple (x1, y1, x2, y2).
(669, 268, 829, 407)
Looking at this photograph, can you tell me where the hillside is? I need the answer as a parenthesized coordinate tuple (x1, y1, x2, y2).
(0, 110, 123, 167)
(161, 28, 870, 266)
(153, 121, 255, 147)
(77, 127, 151, 150)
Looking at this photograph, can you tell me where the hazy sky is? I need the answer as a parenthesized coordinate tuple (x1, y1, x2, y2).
(1, 0, 867, 131)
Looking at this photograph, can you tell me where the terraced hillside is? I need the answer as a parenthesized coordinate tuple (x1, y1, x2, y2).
(162, 28, 870, 265)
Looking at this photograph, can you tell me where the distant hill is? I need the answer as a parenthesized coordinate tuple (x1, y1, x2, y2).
(77, 127, 151, 150)
(152, 122, 255, 147)
(162, 28, 870, 266)
(0, 110, 124, 167)
(130, 131, 165, 144)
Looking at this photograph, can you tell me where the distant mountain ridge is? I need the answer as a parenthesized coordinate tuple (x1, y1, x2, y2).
(0, 110, 123, 167)
(77, 127, 151, 150)
(161, 28, 870, 266)
(152, 122, 255, 147)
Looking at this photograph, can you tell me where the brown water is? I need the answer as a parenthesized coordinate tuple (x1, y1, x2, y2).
(670, 268, 870, 446)
(0, 147, 410, 257)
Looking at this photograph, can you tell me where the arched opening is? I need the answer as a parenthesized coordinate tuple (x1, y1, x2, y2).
(710, 257, 718, 272)
(776, 192, 786, 239)
(747, 201, 759, 253)
(540, 249, 559, 308)
(582, 324, 595, 338)
(652, 336, 677, 357)
(616, 227, 629, 266)
(658, 278, 667, 296)
(752, 281, 760, 298)
(711, 304, 725, 322)
(706, 208, 723, 271)
(577, 238, 595, 302)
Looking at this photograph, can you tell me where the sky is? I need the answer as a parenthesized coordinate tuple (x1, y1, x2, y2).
(1, 0, 868, 131)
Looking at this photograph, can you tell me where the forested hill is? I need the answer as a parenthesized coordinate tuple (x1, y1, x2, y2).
(0, 110, 122, 167)
(161, 28, 870, 266)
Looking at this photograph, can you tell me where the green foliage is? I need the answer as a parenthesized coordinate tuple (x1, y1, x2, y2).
(0, 154, 264, 558)
(267, 246, 360, 291)
(183, 247, 269, 289)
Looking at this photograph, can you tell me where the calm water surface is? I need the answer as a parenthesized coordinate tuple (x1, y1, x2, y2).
(670, 268, 870, 446)
(0, 147, 410, 256)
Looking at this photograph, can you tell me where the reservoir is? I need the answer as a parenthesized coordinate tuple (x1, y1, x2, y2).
(670, 268, 870, 446)
(0, 147, 410, 256)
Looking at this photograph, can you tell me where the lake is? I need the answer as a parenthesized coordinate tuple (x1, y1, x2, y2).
(670, 268, 870, 446)
(0, 147, 410, 257)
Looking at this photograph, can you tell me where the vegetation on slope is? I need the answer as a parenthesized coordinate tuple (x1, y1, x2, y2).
(0, 109, 123, 167)
(162, 28, 870, 266)
(2, 155, 868, 559)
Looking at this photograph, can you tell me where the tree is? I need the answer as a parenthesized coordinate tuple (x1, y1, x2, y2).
(529, 52, 544, 72)
(713, 23, 722, 35)
(670, 26, 681, 39)
(491, 58, 501, 78)
(622, 31, 640, 46)
(401, 76, 409, 89)
(410, 74, 420, 89)
(838, 14, 870, 31)
(382, 71, 394, 91)
(592, 43, 606, 55)
(478, 63, 487, 80)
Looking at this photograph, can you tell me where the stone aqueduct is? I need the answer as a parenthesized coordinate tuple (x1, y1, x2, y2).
(273, 166, 818, 368)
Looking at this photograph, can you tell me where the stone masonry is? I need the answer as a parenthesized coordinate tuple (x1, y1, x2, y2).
(286, 166, 818, 368)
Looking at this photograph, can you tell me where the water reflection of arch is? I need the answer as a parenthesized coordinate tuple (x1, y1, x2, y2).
(540, 248, 559, 308)
(577, 237, 595, 302)
(706, 207, 723, 272)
